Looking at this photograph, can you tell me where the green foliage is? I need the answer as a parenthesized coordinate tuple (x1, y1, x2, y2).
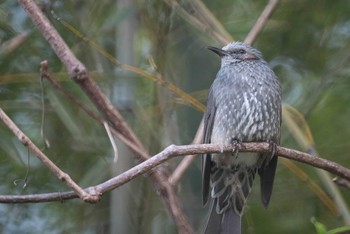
(312, 217, 328, 234)
(312, 217, 350, 234)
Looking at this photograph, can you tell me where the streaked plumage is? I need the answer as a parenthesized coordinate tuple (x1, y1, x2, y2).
(202, 42, 281, 234)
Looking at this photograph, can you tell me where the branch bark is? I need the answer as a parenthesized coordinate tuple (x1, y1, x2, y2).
(333, 177, 350, 190)
(0, 108, 99, 203)
(18, 0, 193, 232)
(1, 142, 349, 204)
(244, 0, 280, 45)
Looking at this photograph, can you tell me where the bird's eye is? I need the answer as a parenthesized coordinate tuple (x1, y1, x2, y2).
(230, 49, 246, 55)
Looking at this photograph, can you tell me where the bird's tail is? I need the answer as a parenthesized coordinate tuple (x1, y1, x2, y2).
(205, 200, 241, 234)
(204, 165, 256, 233)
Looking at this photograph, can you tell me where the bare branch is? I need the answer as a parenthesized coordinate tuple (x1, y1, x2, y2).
(40, 63, 148, 159)
(0, 108, 99, 203)
(19, 0, 143, 149)
(40, 60, 102, 123)
(164, 0, 231, 44)
(1, 142, 349, 204)
(333, 177, 350, 190)
(244, 0, 280, 45)
(168, 119, 204, 186)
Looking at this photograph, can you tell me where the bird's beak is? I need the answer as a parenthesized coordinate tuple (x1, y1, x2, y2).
(207, 46, 227, 57)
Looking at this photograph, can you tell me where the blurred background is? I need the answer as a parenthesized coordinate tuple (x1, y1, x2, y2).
(1, 0, 350, 233)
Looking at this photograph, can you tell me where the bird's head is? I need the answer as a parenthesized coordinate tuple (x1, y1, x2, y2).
(208, 42, 263, 66)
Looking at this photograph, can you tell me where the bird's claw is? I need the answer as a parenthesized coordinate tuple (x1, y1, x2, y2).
(269, 141, 278, 160)
(231, 139, 242, 159)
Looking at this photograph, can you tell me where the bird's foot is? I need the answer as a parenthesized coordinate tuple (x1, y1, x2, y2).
(268, 141, 278, 160)
(231, 139, 242, 159)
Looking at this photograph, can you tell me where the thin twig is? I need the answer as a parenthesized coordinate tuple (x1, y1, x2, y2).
(40, 61, 103, 123)
(164, 0, 230, 44)
(1, 142, 349, 204)
(51, 12, 204, 112)
(39, 63, 50, 149)
(244, 0, 280, 45)
(188, 0, 233, 43)
(281, 158, 338, 214)
(333, 178, 350, 190)
(19, 0, 143, 149)
(0, 108, 99, 203)
(40, 64, 149, 159)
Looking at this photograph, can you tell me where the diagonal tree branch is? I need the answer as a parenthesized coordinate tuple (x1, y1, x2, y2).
(40, 61, 149, 159)
(0, 108, 99, 202)
(244, 0, 280, 45)
(18, 0, 193, 233)
(19, 0, 142, 149)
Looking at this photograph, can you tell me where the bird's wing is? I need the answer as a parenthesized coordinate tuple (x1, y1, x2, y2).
(258, 87, 282, 207)
(202, 87, 217, 206)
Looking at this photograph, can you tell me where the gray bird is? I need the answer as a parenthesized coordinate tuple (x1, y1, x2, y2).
(202, 42, 281, 234)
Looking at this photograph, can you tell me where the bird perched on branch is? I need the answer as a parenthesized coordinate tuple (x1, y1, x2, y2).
(202, 42, 281, 234)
